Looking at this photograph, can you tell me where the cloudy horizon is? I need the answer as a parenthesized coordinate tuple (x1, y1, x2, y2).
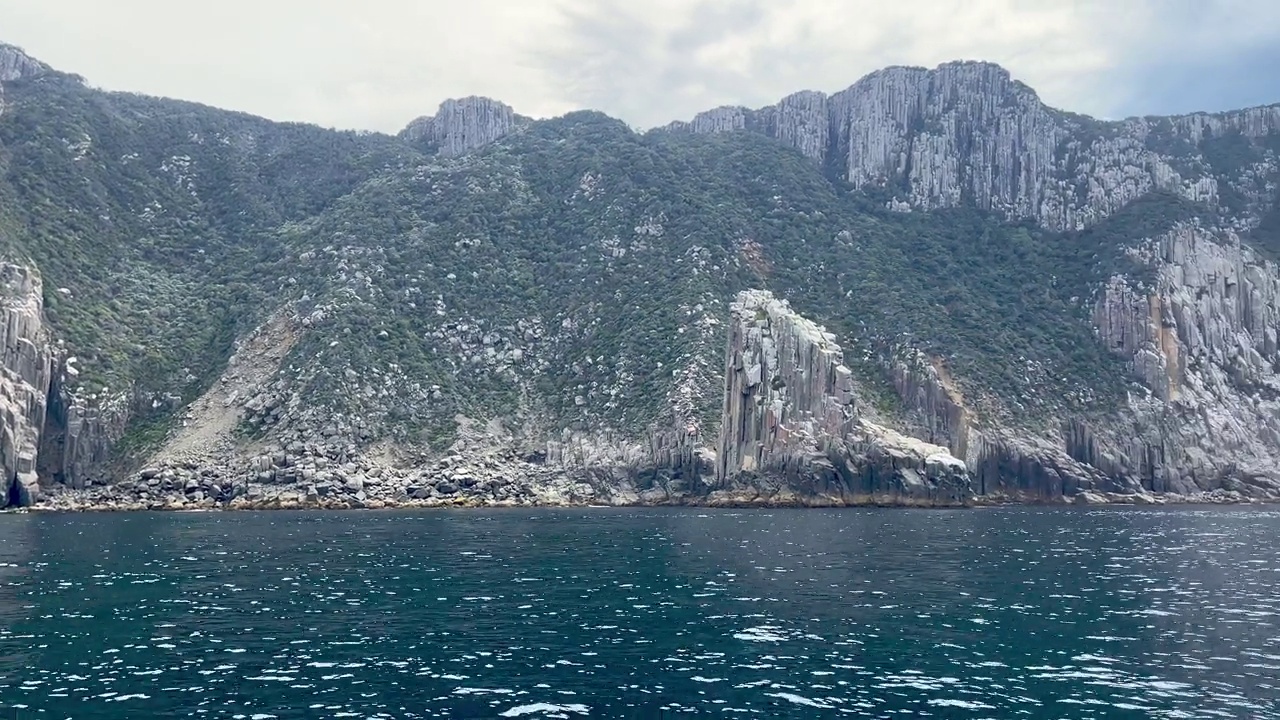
(2, 0, 1278, 133)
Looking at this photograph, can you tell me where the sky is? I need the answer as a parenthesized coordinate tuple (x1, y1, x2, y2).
(2, 0, 1278, 133)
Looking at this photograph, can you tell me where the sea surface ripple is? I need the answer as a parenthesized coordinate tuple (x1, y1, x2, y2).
(1, 506, 1278, 718)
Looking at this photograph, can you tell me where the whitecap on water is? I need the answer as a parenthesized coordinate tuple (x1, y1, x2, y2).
(929, 698, 996, 709)
(764, 692, 832, 708)
(733, 626, 787, 643)
(499, 703, 589, 717)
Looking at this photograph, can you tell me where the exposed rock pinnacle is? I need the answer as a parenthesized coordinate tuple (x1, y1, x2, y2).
(400, 96, 527, 157)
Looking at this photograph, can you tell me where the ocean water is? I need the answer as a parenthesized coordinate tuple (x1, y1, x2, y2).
(0, 507, 1278, 719)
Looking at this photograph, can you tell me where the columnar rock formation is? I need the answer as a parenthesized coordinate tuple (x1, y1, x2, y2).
(886, 351, 1139, 501)
(400, 96, 527, 157)
(1088, 223, 1280, 496)
(714, 290, 971, 506)
(665, 61, 1280, 231)
(873, 220, 1280, 502)
(0, 264, 52, 507)
(0, 44, 45, 82)
(0, 261, 132, 507)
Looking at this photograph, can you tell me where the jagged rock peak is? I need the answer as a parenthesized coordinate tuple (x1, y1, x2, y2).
(664, 59, 1280, 232)
(400, 95, 528, 157)
(0, 43, 50, 82)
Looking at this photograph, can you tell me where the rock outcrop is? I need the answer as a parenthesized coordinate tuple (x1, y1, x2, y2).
(874, 219, 1280, 502)
(1087, 222, 1280, 497)
(41, 379, 132, 489)
(665, 61, 1280, 231)
(0, 43, 49, 117)
(885, 350, 1136, 501)
(0, 261, 132, 506)
(0, 44, 46, 82)
(400, 96, 527, 156)
(713, 290, 971, 506)
(0, 264, 52, 507)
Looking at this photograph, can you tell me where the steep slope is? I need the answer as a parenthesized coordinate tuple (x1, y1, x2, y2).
(0, 48, 421, 494)
(0, 46, 1279, 508)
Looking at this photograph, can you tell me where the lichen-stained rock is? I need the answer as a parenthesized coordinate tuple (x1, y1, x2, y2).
(665, 60, 1280, 232)
(400, 96, 528, 156)
(714, 290, 972, 506)
(0, 263, 53, 507)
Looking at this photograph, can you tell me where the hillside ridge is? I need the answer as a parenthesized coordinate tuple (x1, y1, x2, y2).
(0, 44, 1277, 509)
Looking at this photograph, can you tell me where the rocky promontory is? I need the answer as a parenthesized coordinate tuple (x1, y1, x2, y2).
(21, 291, 979, 511)
(709, 290, 971, 507)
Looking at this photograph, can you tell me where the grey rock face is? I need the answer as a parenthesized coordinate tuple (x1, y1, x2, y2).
(1087, 223, 1280, 497)
(400, 96, 527, 157)
(0, 44, 46, 82)
(0, 263, 52, 507)
(665, 60, 1280, 231)
(0, 43, 49, 117)
(885, 343, 1134, 501)
(878, 220, 1280, 502)
(0, 262, 130, 506)
(43, 380, 132, 489)
(714, 290, 971, 506)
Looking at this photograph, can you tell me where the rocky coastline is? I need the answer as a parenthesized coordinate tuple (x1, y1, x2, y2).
(15, 481, 1268, 513)
(8, 288, 1280, 514)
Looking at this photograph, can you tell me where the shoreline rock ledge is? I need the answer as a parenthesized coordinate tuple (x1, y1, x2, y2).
(707, 290, 971, 507)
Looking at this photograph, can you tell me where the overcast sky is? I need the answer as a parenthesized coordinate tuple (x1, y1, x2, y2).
(3, 0, 1278, 133)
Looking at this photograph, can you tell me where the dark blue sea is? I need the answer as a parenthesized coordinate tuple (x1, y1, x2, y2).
(1, 506, 1278, 718)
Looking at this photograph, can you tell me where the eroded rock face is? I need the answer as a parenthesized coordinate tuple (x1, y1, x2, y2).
(666, 60, 1280, 231)
(0, 44, 46, 83)
(0, 261, 132, 506)
(0, 263, 52, 507)
(0, 43, 49, 117)
(885, 348, 1139, 502)
(713, 290, 971, 506)
(875, 221, 1280, 501)
(42, 379, 132, 489)
(1088, 223, 1280, 497)
(400, 96, 526, 157)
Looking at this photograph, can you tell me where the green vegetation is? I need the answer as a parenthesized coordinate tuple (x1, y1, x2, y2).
(0, 68, 1261, 454)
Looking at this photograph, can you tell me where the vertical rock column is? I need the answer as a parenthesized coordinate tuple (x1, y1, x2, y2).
(715, 290, 971, 505)
(715, 290, 855, 483)
(0, 263, 53, 507)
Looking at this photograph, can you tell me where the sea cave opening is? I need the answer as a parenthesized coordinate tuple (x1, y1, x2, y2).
(5, 476, 20, 507)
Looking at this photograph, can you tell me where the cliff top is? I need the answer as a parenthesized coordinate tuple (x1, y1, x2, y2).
(0, 43, 50, 82)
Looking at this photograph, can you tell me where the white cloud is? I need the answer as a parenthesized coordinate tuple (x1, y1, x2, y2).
(0, 0, 1276, 132)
